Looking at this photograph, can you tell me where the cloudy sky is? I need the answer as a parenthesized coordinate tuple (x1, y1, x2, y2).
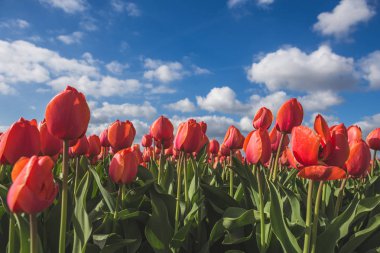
(0, 0, 380, 141)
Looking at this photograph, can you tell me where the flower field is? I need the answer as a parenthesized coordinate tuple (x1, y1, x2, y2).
(0, 86, 380, 253)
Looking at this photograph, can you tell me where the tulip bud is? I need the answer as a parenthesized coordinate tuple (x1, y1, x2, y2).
(253, 107, 273, 130)
(325, 124, 349, 167)
(219, 144, 230, 157)
(345, 140, 371, 178)
(275, 98, 303, 133)
(39, 119, 62, 157)
(223, 125, 244, 150)
(87, 135, 101, 157)
(7, 156, 58, 214)
(199, 121, 207, 134)
(108, 120, 136, 152)
(109, 148, 139, 184)
(99, 129, 110, 147)
(70, 135, 89, 156)
(150, 116, 174, 146)
(174, 119, 203, 153)
(291, 126, 320, 166)
(0, 118, 40, 165)
(245, 129, 271, 165)
(45, 86, 90, 140)
(141, 134, 153, 148)
(269, 127, 289, 153)
(347, 125, 362, 144)
(209, 139, 220, 155)
(366, 128, 380, 151)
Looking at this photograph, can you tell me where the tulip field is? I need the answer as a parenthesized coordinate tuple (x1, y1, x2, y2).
(1, 86, 380, 253)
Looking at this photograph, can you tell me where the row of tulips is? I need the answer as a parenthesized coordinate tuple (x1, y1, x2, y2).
(0, 86, 380, 253)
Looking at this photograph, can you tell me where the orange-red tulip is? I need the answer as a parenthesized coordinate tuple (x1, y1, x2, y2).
(108, 120, 136, 152)
(174, 119, 203, 153)
(109, 148, 139, 184)
(132, 144, 143, 164)
(347, 125, 362, 144)
(199, 121, 207, 134)
(366, 128, 380, 150)
(219, 144, 230, 157)
(245, 129, 271, 165)
(253, 107, 273, 130)
(143, 147, 153, 162)
(39, 119, 62, 156)
(269, 127, 289, 153)
(87, 135, 101, 157)
(45, 86, 90, 140)
(298, 165, 346, 181)
(291, 126, 320, 166)
(325, 124, 349, 167)
(345, 140, 371, 178)
(141, 134, 153, 148)
(150, 116, 174, 145)
(70, 135, 89, 156)
(275, 98, 303, 133)
(197, 132, 209, 153)
(99, 128, 110, 147)
(314, 114, 333, 160)
(7, 156, 58, 214)
(0, 118, 40, 165)
(209, 139, 220, 155)
(223, 125, 244, 150)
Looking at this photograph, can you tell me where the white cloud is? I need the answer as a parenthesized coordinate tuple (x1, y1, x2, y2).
(248, 90, 288, 115)
(308, 112, 340, 127)
(313, 0, 375, 38)
(0, 19, 30, 29)
(39, 0, 86, 13)
(106, 61, 129, 74)
(92, 101, 157, 123)
(0, 39, 143, 97)
(192, 65, 211, 75)
(227, 0, 248, 8)
(257, 0, 274, 5)
(111, 0, 141, 16)
(298, 90, 343, 111)
(80, 16, 98, 31)
(147, 84, 177, 94)
(360, 51, 380, 89)
(354, 113, 380, 137)
(57, 31, 83, 45)
(143, 58, 185, 83)
(247, 45, 358, 92)
(165, 98, 196, 113)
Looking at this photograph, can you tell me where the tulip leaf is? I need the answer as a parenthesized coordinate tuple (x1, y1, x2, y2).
(89, 168, 115, 212)
(14, 214, 30, 253)
(73, 172, 92, 253)
(93, 233, 137, 253)
(268, 180, 302, 253)
(201, 183, 239, 213)
(170, 220, 193, 249)
(116, 209, 150, 223)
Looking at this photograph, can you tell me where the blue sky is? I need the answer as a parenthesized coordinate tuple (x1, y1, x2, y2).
(0, 0, 380, 141)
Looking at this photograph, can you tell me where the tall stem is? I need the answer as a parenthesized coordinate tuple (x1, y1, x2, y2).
(74, 156, 80, 194)
(158, 144, 165, 184)
(303, 180, 314, 253)
(311, 181, 324, 253)
(256, 164, 266, 250)
(175, 152, 183, 233)
(229, 150, 234, 197)
(8, 214, 15, 253)
(58, 140, 69, 253)
(183, 155, 189, 209)
(112, 186, 122, 233)
(334, 178, 347, 217)
(371, 150, 377, 177)
(29, 214, 37, 253)
(272, 133, 285, 182)
(321, 183, 326, 214)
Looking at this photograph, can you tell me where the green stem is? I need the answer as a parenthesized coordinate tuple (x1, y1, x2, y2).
(175, 152, 183, 233)
(272, 133, 285, 182)
(303, 180, 314, 253)
(311, 181, 324, 253)
(268, 153, 274, 179)
(29, 214, 37, 253)
(8, 214, 15, 253)
(191, 157, 202, 249)
(58, 140, 69, 253)
(321, 183, 326, 214)
(112, 186, 123, 233)
(256, 164, 266, 250)
(334, 178, 347, 217)
(229, 150, 234, 197)
(371, 150, 377, 177)
(158, 144, 165, 185)
(183, 155, 189, 209)
(74, 156, 80, 194)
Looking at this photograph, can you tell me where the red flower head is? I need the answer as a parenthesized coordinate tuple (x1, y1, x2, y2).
(150, 116, 174, 147)
(253, 107, 273, 130)
(109, 148, 139, 184)
(70, 135, 89, 157)
(87, 135, 101, 157)
(275, 98, 303, 133)
(366, 128, 380, 151)
(174, 119, 203, 153)
(347, 125, 362, 144)
(99, 128, 110, 147)
(245, 128, 271, 165)
(209, 139, 220, 155)
(141, 134, 153, 148)
(223, 125, 244, 150)
(39, 119, 62, 157)
(108, 120, 136, 152)
(345, 140, 371, 178)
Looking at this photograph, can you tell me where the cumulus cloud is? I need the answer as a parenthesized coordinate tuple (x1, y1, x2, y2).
(313, 0, 375, 38)
(227, 0, 272, 8)
(39, 0, 86, 13)
(0, 19, 30, 29)
(165, 98, 196, 113)
(308, 112, 340, 127)
(0, 39, 142, 97)
(298, 90, 343, 111)
(143, 59, 185, 83)
(106, 61, 129, 74)
(57, 31, 83, 45)
(247, 45, 358, 92)
(360, 51, 380, 89)
(111, 0, 141, 16)
(354, 113, 380, 137)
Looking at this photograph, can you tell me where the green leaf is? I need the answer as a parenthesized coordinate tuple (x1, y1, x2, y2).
(201, 183, 239, 213)
(14, 214, 30, 253)
(268, 180, 302, 253)
(170, 220, 193, 248)
(161, 161, 174, 193)
(222, 207, 259, 230)
(93, 233, 137, 253)
(209, 219, 225, 246)
(73, 172, 92, 253)
(137, 165, 153, 181)
(117, 209, 149, 223)
(89, 168, 115, 212)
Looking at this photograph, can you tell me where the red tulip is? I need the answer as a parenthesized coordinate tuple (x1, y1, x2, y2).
(141, 134, 153, 148)
(143, 147, 153, 162)
(99, 129, 110, 147)
(70, 135, 89, 156)
(285, 147, 300, 169)
(275, 98, 303, 133)
(253, 107, 273, 130)
(219, 144, 230, 157)
(0, 118, 40, 165)
(325, 124, 349, 167)
(314, 114, 333, 160)
(199, 121, 207, 134)
(347, 125, 362, 144)
(39, 119, 62, 156)
(197, 133, 209, 153)
(109, 148, 139, 184)
(150, 116, 174, 145)
(132, 144, 143, 164)
(291, 126, 320, 166)
(7, 156, 58, 214)
(87, 135, 101, 157)
(223, 125, 244, 150)
(366, 128, 380, 150)
(209, 139, 220, 155)
(108, 120, 136, 152)
(45, 86, 90, 140)
(174, 119, 203, 153)
(298, 165, 346, 181)
(245, 129, 271, 165)
(345, 140, 371, 178)
(269, 127, 289, 153)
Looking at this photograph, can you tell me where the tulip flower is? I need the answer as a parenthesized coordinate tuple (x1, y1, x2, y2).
(347, 125, 362, 144)
(298, 165, 346, 181)
(87, 135, 101, 157)
(325, 124, 349, 168)
(345, 140, 371, 178)
(196, 132, 209, 154)
(199, 121, 207, 134)
(223, 125, 244, 150)
(0, 118, 40, 165)
(253, 107, 273, 130)
(109, 148, 139, 185)
(366, 128, 380, 175)
(108, 120, 136, 152)
(174, 119, 203, 153)
(245, 129, 271, 165)
(70, 135, 89, 157)
(209, 139, 220, 155)
(275, 98, 303, 134)
(45, 86, 90, 141)
(39, 119, 62, 157)
(269, 127, 289, 153)
(150, 116, 174, 146)
(219, 144, 230, 157)
(99, 128, 111, 147)
(141, 134, 153, 148)
(7, 155, 58, 213)
(143, 147, 154, 163)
